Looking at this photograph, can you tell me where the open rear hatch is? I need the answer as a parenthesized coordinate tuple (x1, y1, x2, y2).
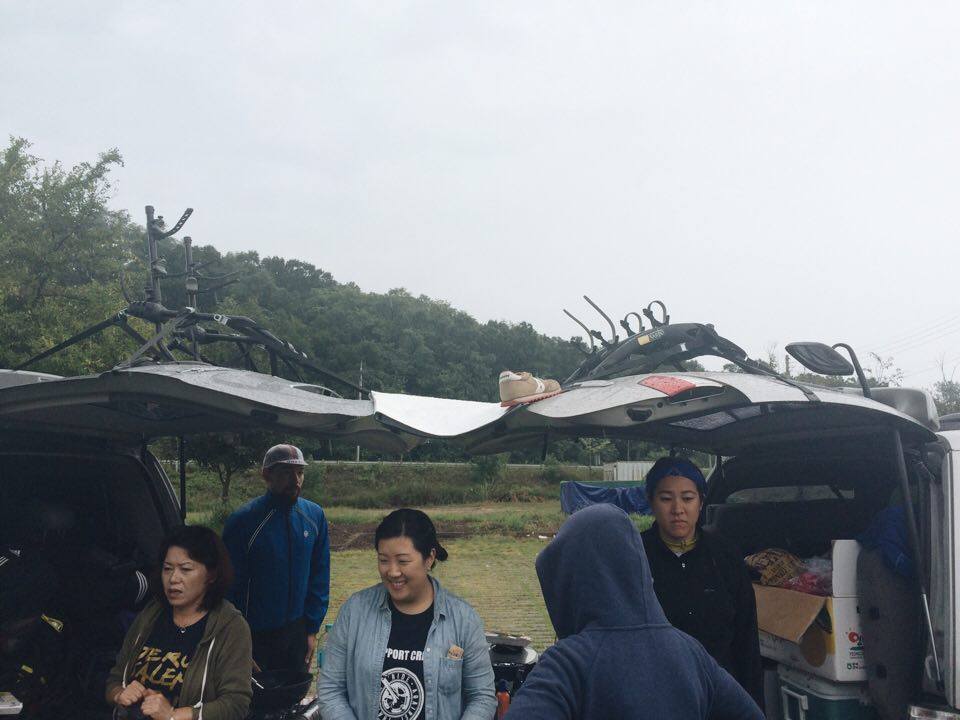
(0, 365, 938, 456)
(428, 371, 940, 454)
(0, 364, 416, 454)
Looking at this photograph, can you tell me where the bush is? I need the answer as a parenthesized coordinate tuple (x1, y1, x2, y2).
(205, 499, 239, 534)
(541, 454, 569, 483)
(301, 463, 326, 497)
(470, 454, 507, 484)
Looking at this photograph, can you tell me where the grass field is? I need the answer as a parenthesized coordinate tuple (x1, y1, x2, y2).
(317, 503, 653, 653)
(323, 536, 558, 652)
(180, 463, 650, 655)
(189, 499, 653, 652)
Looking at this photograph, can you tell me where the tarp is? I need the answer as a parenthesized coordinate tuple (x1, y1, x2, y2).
(560, 481, 651, 516)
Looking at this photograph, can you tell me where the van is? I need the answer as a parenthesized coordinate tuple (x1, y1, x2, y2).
(3, 321, 957, 719)
(0, 363, 384, 719)
(350, 328, 960, 719)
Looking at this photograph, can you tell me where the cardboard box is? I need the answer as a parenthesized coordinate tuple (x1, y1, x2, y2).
(829, 540, 861, 598)
(754, 540, 866, 682)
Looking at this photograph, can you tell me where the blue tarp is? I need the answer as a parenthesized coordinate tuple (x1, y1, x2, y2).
(560, 481, 651, 516)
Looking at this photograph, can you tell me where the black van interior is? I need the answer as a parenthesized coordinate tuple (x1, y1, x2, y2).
(0, 444, 176, 719)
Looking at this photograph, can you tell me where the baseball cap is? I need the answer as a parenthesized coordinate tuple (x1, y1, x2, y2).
(262, 444, 307, 470)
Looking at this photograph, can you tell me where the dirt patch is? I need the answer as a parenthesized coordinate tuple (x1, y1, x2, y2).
(328, 520, 509, 551)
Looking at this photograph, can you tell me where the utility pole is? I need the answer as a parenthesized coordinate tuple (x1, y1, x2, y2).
(355, 358, 363, 462)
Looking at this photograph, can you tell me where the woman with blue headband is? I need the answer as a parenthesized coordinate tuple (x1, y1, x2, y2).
(640, 457, 762, 705)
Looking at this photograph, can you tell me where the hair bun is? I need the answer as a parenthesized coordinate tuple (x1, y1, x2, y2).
(434, 543, 449, 562)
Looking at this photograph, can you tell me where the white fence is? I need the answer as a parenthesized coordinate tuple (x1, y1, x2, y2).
(602, 461, 656, 483)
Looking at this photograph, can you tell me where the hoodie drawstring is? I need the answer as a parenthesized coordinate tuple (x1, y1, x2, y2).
(193, 636, 215, 720)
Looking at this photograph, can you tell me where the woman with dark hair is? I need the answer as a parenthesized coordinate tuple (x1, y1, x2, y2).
(105, 525, 253, 720)
(317, 508, 496, 720)
(639, 457, 762, 705)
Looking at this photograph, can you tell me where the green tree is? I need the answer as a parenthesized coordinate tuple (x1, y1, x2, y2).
(188, 432, 274, 501)
(933, 363, 960, 415)
(0, 137, 596, 464)
(0, 137, 141, 374)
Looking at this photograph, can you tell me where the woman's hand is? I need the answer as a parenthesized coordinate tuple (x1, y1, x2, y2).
(115, 681, 147, 706)
(139, 689, 175, 720)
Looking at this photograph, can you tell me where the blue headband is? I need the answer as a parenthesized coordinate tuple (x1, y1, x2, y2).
(645, 457, 707, 496)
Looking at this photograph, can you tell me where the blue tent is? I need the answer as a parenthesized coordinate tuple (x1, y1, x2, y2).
(560, 481, 651, 516)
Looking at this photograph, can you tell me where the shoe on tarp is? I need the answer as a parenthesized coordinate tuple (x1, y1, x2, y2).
(498, 371, 561, 407)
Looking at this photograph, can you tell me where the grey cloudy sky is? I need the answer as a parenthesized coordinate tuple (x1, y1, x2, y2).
(3, 1, 960, 389)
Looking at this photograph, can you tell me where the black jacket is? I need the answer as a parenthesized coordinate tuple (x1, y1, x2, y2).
(641, 525, 763, 705)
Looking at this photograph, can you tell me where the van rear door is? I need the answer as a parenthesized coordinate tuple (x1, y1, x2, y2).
(0, 363, 416, 451)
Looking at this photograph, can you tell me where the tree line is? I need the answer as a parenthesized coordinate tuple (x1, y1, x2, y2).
(1, 137, 618, 472)
(4, 136, 958, 490)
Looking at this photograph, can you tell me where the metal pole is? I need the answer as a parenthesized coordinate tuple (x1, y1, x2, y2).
(355, 359, 363, 462)
(184, 236, 195, 304)
(184, 236, 199, 359)
(178, 436, 188, 521)
(892, 429, 943, 689)
(144, 205, 163, 333)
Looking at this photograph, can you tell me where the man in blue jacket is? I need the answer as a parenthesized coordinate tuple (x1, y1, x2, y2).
(506, 504, 763, 720)
(223, 443, 330, 672)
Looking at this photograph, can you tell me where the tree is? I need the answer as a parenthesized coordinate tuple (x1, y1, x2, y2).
(579, 438, 613, 467)
(0, 137, 592, 463)
(188, 432, 274, 501)
(933, 360, 960, 416)
(0, 137, 141, 374)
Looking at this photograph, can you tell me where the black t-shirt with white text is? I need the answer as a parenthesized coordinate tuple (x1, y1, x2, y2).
(131, 611, 208, 705)
(379, 600, 434, 720)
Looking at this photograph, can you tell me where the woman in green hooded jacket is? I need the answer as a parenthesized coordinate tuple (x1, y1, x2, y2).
(105, 526, 253, 720)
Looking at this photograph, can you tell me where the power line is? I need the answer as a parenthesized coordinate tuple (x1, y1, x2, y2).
(867, 310, 960, 349)
(871, 313, 960, 354)
(900, 353, 960, 380)
(880, 322, 960, 356)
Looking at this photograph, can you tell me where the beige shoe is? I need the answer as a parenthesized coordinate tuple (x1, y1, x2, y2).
(499, 370, 561, 406)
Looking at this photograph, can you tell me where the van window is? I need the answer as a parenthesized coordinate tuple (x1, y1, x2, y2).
(726, 485, 854, 503)
(0, 452, 165, 565)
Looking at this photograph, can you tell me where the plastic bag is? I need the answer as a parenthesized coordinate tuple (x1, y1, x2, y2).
(745, 549, 833, 596)
(783, 557, 832, 596)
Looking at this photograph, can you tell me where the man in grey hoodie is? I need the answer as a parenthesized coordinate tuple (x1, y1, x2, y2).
(506, 504, 764, 720)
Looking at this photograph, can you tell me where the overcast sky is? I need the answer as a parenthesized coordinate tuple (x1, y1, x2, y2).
(3, 1, 960, 390)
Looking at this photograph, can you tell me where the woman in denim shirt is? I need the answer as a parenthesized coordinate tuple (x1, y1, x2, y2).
(318, 509, 496, 720)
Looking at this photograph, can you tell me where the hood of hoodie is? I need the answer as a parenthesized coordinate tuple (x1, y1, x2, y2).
(137, 597, 245, 646)
(536, 504, 667, 639)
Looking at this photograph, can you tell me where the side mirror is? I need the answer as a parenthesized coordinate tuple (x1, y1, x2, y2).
(785, 342, 855, 376)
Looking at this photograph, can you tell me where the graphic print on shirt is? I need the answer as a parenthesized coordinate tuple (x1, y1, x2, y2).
(131, 644, 191, 694)
(130, 613, 207, 704)
(379, 661, 425, 720)
(380, 599, 433, 720)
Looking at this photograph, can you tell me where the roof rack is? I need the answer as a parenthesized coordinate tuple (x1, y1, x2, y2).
(14, 204, 365, 398)
(562, 297, 777, 384)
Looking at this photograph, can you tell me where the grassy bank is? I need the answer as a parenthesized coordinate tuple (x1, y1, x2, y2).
(181, 460, 604, 532)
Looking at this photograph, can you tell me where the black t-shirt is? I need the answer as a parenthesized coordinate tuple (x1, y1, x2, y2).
(379, 600, 434, 720)
(130, 611, 209, 705)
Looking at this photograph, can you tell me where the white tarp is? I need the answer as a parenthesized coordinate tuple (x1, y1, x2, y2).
(371, 390, 510, 438)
